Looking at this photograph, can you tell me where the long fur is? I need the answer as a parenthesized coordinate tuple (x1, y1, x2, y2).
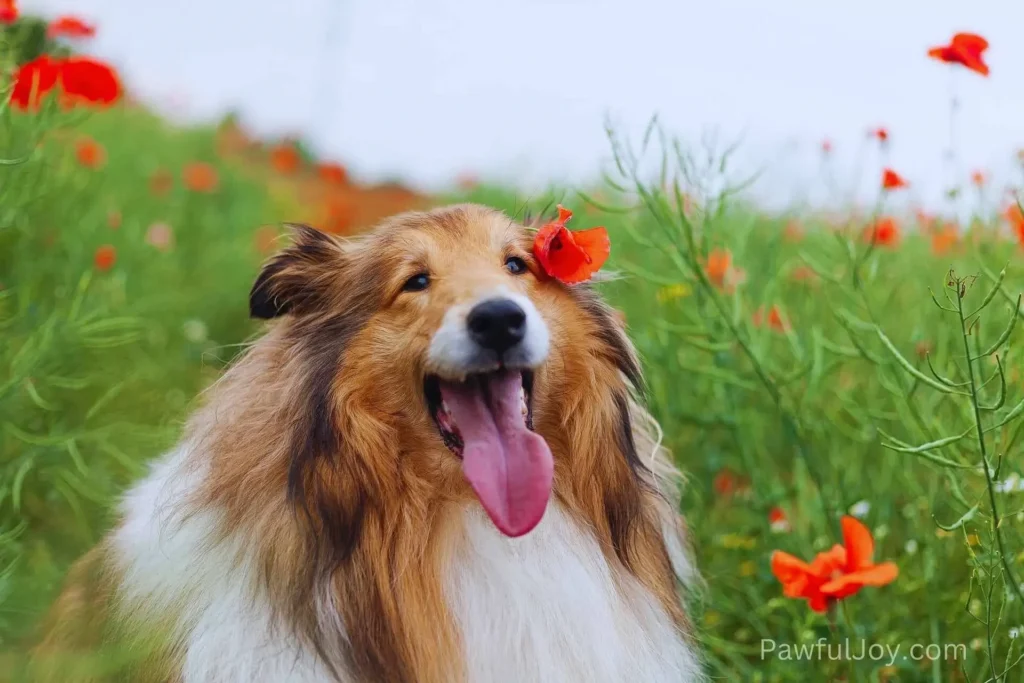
(31, 204, 703, 682)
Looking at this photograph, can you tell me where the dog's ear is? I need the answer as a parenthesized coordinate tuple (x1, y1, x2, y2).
(249, 224, 347, 319)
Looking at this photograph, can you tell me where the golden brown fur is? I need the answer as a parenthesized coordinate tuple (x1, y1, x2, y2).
(32, 204, 693, 682)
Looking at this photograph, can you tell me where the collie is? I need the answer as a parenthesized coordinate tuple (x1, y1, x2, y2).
(34, 204, 703, 682)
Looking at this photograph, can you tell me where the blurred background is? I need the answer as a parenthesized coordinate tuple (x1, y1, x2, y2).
(24, 0, 1024, 210)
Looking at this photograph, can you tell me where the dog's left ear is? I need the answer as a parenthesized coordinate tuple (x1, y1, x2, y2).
(249, 224, 347, 319)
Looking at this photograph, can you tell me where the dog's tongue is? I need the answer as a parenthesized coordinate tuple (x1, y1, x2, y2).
(439, 371, 553, 537)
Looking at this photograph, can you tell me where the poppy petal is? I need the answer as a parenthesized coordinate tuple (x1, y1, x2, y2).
(770, 551, 812, 583)
(841, 515, 875, 570)
(952, 33, 988, 53)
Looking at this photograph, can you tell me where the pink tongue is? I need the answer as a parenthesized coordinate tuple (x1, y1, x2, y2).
(439, 371, 553, 537)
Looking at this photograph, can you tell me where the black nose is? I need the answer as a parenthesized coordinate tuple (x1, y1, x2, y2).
(467, 299, 527, 354)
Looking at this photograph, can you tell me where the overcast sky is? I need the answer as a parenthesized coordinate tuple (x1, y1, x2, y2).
(24, 0, 1024, 213)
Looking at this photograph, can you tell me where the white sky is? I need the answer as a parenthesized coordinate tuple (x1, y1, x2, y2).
(24, 0, 1024, 213)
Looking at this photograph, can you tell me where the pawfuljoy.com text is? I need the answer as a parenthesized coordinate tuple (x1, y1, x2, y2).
(761, 638, 967, 666)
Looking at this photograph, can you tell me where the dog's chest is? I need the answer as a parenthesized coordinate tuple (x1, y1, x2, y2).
(446, 507, 700, 683)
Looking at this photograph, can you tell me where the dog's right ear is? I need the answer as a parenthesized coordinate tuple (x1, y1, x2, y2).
(249, 224, 346, 319)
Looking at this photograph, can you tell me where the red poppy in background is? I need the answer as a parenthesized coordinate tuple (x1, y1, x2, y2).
(183, 162, 219, 193)
(753, 305, 788, 333)
(59, 57, 121, 107)
(75, 137, 106, 169)
(820, 139, 833, 155)
(150, 168, 174, 196)
(865, 217, 900, 247)
(971, 170, 987, 188)
(881, 168, 908, 191)
(10, 56, 61, 111)
(931, 223, 959, 255)
(532, 205, 610, 284)
(928, 33, 990, 77)
(705, 249, 732, 287)
(10, 55, 120, 110)
(870, 127, 889, 144)
(0, 0, 17, 23)
(771, 516, 898, 612)
(1006, 204, 1024, 246)
(93, 245, 117, 271)
(270, 144, 300, 175)
(317, 162, 348, 186)
(48, 15, 96, 38)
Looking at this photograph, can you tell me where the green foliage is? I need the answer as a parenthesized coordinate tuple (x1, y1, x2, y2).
(462, 124, 1024, 681)
(0, 103, 274, 648)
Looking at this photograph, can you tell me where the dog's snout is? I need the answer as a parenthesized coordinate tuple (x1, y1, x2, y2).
(467, 299, 527, 354)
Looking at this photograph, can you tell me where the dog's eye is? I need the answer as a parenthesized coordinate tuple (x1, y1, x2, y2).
(402, 273, 430, 292)
(505, 256, 528, 275)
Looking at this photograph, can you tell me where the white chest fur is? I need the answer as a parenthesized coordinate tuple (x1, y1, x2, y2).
(112, 448, 701, 682)
(448, 507, 701, 683)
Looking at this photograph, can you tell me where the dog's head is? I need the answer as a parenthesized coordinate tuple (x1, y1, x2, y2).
(249, 204, 641, 541)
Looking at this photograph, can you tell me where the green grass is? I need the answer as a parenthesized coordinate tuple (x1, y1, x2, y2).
(4, 99, 1024, 681)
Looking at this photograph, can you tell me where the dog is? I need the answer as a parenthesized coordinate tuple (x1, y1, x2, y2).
(33, 204, 703, 682)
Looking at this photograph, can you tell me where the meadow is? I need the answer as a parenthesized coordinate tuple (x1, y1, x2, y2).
(3, 11, 1024, 682)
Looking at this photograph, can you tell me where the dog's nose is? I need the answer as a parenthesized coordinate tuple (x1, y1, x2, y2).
(467, 299, 527, 354)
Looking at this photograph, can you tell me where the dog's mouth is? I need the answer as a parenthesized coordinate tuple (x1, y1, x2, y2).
(424, 370, 552, 537)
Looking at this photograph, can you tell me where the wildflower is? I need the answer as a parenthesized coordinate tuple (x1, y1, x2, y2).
(881, 168, 909, 191)
(75, 137, 106, 169)
(657, 283, 691, 303)
(849, 500, 871, 518)
(10, 56, 61, 111)
(93, 244, 117, 271)
(0, 0, 17, 23)
(713, 469, 739, 496)
(752, 305, 787, 333)
(784, 220, 803, 242)
(931, 223, 958, 255)
(150, 168, 173, 196)
(971, 170, 987, 188)
(182, 319, 208, 343)
(770, 516, 898, 612)
(864, 217, 900, 247)
(457, 173, 479, 190)
(107, 210, 122, 230)
(705, 249, 732, 287)
(270, 143, 300, 175)
(317, 162, 348, 186)
(870, 127, 889, 144)
(322, 197, 355, 234)
(58, 57, 121, 107)
(145, 222, 173, 251)
(48, 15, 96, 38)
(821, 139, 833, 154)
(928, 33, 990, 77)
(532, 205, 610, 284)
(182, 162, 219, 193)
(1005, 204, 1024, 245)
(769, 507, 791, 533)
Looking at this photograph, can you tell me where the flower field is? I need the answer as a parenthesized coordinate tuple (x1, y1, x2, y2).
(4, 7, 1024, 681)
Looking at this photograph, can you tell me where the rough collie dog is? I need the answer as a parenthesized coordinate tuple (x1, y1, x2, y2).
(34, 204, 702, 682)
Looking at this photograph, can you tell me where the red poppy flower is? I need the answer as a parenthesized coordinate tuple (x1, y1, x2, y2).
(705, 249, 731, 287)
(532, 205, 610, 284)
(270, 144, 300, 175)
(753, 305, 788, 333)
(821, 139, 833, 154)
(150, 168, 174, 197)
(784, 221, 803, 242)
(1006, 204, 1024, 246)
(75, 137, 106, 169)
(881, 168, 909, 191)
(48, 15, 96, 38)
(771, 516, 898, 612)
(769, 507, 791, 533)
(713, 469, 750, 498)
(182, 162, 219, 193)
(0, 0, 17, 23)
(59, 57, 121, 107)
(928, 33, 990, 77)
(93, 245, 117, 271)
(317, 162, 348, 186)
(971, 170, 987, 188)
(865, 217, 900, 247)
(870, 127, 889, 144)
(10, 55, 61, 111)
(931, 223, 959, 255)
